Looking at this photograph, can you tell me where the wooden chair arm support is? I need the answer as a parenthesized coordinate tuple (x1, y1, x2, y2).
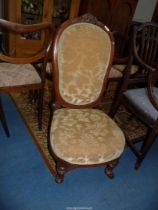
(0, 19, 52, 64)
(0, 19, 51, 33)
(0, 51, 45, 64)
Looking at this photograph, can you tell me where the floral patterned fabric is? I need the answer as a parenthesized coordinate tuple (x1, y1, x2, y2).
(57, 23, 112, 105)
(0, 63, 41, 88)
(50, 108, 125, 165)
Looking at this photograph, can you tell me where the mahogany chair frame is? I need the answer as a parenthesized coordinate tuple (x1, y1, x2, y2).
(0, 19, 52, 130)
(47, 14, 125, 183)
(109, 22, 158, 169)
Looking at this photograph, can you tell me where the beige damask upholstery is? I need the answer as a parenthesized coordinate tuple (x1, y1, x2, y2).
(0, 63, 41, 87)
(58, 23, 111, 105)
(50, 109, 125, 165)
(49, 15, 125, 183)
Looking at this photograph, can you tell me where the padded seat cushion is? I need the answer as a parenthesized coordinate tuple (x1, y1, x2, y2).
(0, 63, 41, 87)
(109, 64, 138, 79)
(109, 66, 123, 79)
(124, 88, 158, 122)
(50, 108, 125, 165)
(113, 64, 138, 74)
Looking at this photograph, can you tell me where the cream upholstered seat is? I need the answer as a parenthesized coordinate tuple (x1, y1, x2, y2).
(0, 63, 41, 87)
(48, 14, 125, 183)
(50, 109, 125, 165)
(109, 64, 138, 79)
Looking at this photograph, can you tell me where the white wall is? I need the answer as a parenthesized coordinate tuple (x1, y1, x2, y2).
(133, 0, 157, 22)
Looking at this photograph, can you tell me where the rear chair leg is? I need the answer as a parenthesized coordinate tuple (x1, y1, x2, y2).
(135, 128, 157, 170)
(135, 158, 144, 170)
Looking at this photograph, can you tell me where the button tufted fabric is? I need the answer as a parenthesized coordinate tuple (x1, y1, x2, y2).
(0, 63, 41, 87)
(50, 108, 125, 165)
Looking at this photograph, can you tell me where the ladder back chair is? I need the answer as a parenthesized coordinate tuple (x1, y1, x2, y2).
(48, 14, 125, 183)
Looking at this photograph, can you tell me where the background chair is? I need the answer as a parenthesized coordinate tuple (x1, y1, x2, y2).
(109, 31, 130, 81)
(0, 19, 52, 131)
(109, 30, 139, 80)
(107, 31, 139, 105)
(48, 14, 125, 183)
(109, 22, 158, 169)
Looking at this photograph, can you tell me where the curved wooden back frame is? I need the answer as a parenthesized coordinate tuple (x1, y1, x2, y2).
(0, 19, 52, 64)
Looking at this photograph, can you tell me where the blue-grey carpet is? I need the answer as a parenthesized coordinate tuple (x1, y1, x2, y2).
(0, 94, 158, 210)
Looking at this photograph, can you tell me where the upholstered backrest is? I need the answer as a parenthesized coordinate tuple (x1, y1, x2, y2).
(55, 20, 113, 106)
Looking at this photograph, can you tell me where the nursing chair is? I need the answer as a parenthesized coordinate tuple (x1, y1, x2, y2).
(0, 19, 52, 130)
(48, 14, 125, 183)
(109, 22, 158, 169)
